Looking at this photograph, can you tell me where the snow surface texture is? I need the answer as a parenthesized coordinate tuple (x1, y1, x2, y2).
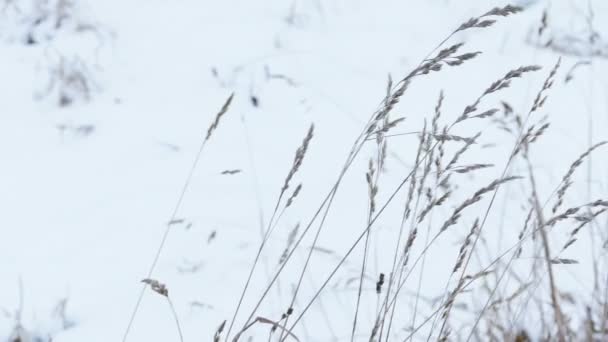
(1, 0, 607, 341)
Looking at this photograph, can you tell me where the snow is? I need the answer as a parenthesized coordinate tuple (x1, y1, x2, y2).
(1, 0, 607, 341)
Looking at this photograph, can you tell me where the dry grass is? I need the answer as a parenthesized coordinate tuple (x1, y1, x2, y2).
(119, 4, 608, 342)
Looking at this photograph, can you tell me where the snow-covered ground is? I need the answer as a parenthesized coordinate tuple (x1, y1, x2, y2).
(1, 0, 608, 341)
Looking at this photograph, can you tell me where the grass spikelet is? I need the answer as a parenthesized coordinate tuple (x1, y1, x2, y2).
(402, 227, 417, 268)
(463, 269, 494, 282)
(433, 91, 444, 133)
(546, 206, 581, 227)
(489, 283, 531, 309)
(400, 42, 482, 84)
(285, 183, 302, 208)
(281, 124, 314, 193)
(439, 176, 521, 233)
(516, 207, 534, 258)
(444, 52, 482, 66)
(455, 65, 542, 124)
(366, 159, 378, 214)
(414, 43, 482, 77)
(140, 279, 183, 342)
(550, 258, 579, 265)
(376, 273, 385, 294)
(455, 5, 522, 33)
(553, 141, 608, 213)
(435, 126, 448, 180)
(443, 132, 481, 172)
(214, 320, 227, 342)
(481, 66, 539, 95)
(451, 163, 494, 174)
(404, 122, 427, 220)
(221, 169, 242, 175)
(438, 173, 451, 190)
(374, 117, 406, 135)
(418, 190, 451, 223)
(433, 133, 478, 143)
(418, 121, 435, 199)
(453, 219, 479, 273)
(562, 209, 607, 251)
(544, 196, 608, 228)
(483, 5, 523, 17)
(502, 101, 513, 115)
(512, 125, 535, 157)
(528, 122, 550, 144)
(590, 199, 608, 207)
(279, 223, 300, 264)
(531, 58, 561, 113)
(205, 93, 234, 142)
(373, 80, 410, 123)
(141, 278, 168, 297)
(470, 108, 499, 120)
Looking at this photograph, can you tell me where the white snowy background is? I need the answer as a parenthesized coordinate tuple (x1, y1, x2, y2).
(1, 0, 607, 341)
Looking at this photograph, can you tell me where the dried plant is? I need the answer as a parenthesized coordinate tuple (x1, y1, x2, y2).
(443, 132, 481, 174)
(38, 55, 98, 107)
(140, 279, 183, 342)
(439, 176, 521, 233)
(281, 124, 314, 193)
(120, 4, 608, 342)
(141, 278, 169, 297)
(279, 223, 300, 265)
(531, 58, 561, 113)
(214, 320, 227, 342)
(563, 209, 607, 251)
(206, 93, 235, 142)
(404, 122, 427, 220)
(453, 219, 479, 274)
(455, 65, 542, 124)
(232, 316, 300, 342)
(417, 190, 451, 223)
(226, 123, 314, 340)
(455, 5, 523, 33)
(553, 141, 608, 213)
(123, 92, 235, 342)
(285, 183, 303, 208)
(376, 273, 385, 294)
(221, 169, 242, 175)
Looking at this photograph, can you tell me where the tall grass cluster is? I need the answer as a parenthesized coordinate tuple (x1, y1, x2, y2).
(120, 4, 608, 342)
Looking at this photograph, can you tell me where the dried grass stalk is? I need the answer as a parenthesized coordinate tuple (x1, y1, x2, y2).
(279, 223, 300, 264)
(456, 65, 541, 124)
(404, 122, 427, 220)
(205, 93, 234, 142)
(214, 320, 227, 342)
(281, 124, 315, 194)
(366, 158, 378, 214)
(418, 190, 451, 223)
(285, 183, 303, 208)
(440, 177, 521, 233)
(451, 163, 494, 174)
(376, 273, 385, 294)
(455, 5, 523, 33)
(563, 208, 607, 251)
(553, 141, 607, 213)
(443, 132, 481, 174)
(141, 278, 168, 297)
(453, 218, 479, 274)
(531, 58, 561, 113)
